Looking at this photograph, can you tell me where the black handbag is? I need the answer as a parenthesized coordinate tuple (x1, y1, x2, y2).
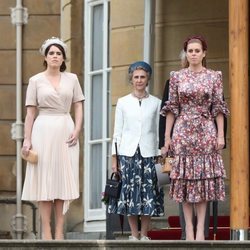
(105, 142, 124, 234)
(104, 142, 122, 199)
(104, 171, 122, 199)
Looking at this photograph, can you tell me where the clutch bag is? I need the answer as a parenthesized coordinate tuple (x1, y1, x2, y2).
(21, 149, 38, 164)
(162, 156, 174, 173)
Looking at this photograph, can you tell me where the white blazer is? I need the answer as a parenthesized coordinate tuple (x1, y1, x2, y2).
(112, 94, 161, 157)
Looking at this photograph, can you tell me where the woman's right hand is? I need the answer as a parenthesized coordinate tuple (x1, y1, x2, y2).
(111, 162, 118, 173)
(22, 139, 32, 157)
(111, 155, 118, 172)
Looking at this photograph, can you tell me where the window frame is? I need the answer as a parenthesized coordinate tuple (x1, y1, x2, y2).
(83, 0, 111, 232)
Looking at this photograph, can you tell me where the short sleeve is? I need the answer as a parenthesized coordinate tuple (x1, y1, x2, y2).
(25, 77, 38, 106)
(160, 71, 179, 117)
(73, 75, 85, 103)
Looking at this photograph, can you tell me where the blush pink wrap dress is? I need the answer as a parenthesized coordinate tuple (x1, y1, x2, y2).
(21, 72, 84, 214)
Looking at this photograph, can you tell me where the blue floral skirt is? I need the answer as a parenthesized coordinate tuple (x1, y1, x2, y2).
(108, 147, 164, 216)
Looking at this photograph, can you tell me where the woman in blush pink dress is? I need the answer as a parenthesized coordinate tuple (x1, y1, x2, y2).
(161, 35, 229, 241)
(21, 37, 84, 240)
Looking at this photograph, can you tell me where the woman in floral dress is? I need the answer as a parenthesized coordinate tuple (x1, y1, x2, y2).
(108, 61, 164, 241)
(161, 35, 229, 240)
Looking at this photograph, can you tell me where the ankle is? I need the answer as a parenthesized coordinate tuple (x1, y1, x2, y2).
(195, 229, 205, 241)
(42, 232, 52, 240)
(42, 225, 52, 240)
(185, 225, 194, 241)
(55, 229, 64, 240)
(55, 233, 64, 240)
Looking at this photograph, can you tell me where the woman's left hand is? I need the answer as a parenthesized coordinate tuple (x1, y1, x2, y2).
(66, 130, 79, 147)
(216, 137, 225, 150)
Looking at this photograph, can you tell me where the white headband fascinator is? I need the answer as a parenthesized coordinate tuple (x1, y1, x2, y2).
(39, 37, 67, 56)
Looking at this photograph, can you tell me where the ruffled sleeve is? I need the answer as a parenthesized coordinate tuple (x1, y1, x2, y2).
(160, 71, 179, 117)
(211, 71, 230, 118)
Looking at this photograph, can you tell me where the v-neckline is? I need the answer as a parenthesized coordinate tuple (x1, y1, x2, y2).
(44, 72, 62, 91)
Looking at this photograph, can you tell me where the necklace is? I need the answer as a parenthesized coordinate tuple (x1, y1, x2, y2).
(132, 91, 149, 101)
(132, 91, 149, 106)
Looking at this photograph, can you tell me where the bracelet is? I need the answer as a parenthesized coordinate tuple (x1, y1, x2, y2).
(164, 137, 171, 141)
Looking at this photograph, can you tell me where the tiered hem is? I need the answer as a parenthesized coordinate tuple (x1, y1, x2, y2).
(169, 152, 226, 203)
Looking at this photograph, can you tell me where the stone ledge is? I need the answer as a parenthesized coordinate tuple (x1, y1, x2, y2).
(0, 240, 250, 250)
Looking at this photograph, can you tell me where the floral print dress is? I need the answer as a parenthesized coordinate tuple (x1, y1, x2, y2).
(161, 68, 229, 203)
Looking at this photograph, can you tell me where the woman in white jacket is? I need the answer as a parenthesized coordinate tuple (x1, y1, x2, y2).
(108, 61, 164, 240)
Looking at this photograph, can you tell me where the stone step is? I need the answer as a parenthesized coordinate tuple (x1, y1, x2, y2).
(0, 239, 250, 250)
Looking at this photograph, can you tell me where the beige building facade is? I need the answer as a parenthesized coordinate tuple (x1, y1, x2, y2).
(0, 0, 233, 239)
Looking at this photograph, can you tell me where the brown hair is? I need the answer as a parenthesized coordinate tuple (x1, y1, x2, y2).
(183, 35, 207, 67)
(183, 35, 207, 52)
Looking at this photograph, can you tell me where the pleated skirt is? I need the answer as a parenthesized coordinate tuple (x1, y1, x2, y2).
(21, 113, 79, 214)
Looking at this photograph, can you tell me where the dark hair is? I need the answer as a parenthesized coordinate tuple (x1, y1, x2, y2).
(43, 43, 67, 72)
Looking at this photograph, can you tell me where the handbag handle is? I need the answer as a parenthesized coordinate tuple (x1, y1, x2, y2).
(167, 149, 174, 158)
(115, 141, 120, 170)
(110, 171, 122, 180)
(114, 142, 121, 181)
